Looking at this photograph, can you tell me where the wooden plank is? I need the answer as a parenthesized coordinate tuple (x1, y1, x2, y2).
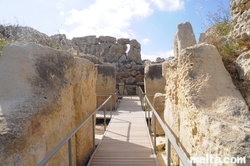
(90, 96, 156, 166)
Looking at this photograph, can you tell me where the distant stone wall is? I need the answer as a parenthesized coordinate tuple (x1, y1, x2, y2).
(96, 65, 116, 110)
(0, 42, 96, 166)
(230, 0, 250, 48)
(72, 35, 144, 95)
(117, 61, 144, 95)
(72, 36, 142, 63)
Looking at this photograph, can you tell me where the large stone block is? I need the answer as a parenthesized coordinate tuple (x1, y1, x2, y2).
(163, 43, 250, 165)
(144, 63, 165, 104)
(230, 0, 250, 49)
(128, 39, 142, 63)
(96, 65, 116, 110)
(152, 93, 166, 136)
(0, 42, 97, 166)
(174, 22, 196, 57)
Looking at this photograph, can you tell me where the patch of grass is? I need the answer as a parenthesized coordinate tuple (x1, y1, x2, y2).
(215, 37, 239, 64)
(52, 45, 61, 50)
(215, 22, 232, 36)
(0, 38, 9, 51)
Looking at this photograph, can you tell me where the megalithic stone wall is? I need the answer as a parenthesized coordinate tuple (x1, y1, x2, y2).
(0, 42, 97, 166)
(163, 43, 250, 166)
(230, 0, 250, 49)
(96, 65, 117, 110)
(144, 63, 166, 104)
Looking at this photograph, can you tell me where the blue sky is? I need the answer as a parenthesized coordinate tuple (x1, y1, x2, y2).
(0, 0, 230, 61)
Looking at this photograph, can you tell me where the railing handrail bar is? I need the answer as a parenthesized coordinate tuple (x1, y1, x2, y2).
(38, 95, 112, 166)
(138, 87, 190, 166)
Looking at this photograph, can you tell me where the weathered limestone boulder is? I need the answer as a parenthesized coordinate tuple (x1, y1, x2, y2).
(72, 35, 97, 45)
(116, 61, 144, 95)
(0, 25, 4, 34)
(51, 34, 72, 51)
(236, 50, 250, 80)
(128, 39, 142, 63)
(163, 43, 250, 165)
(174, 22, 196, 57)
(117, 38, 130, 45)
(152, 93, 166, 136)
(155, 57, 165, 63)
(0, 42, 97, 166)
(96, 65, 116, 110)
(144, 63, 165, 104)
(79, 54, 102, 64)
(3, 26, 52, 46)
(124, 85, 136, 95)
(98, 36, 116, 44)
(106, 43, 126, 62)
(230, 0, 250, 49)
(235, 50, 250, 105)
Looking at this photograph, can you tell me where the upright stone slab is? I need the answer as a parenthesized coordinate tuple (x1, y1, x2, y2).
(174, 22, 196, 57)
(163, 43, 250, 165)
(96, 65, 116, 110)
(0, 42, 97, 166)
(231, 0, 250, 49)
(152, 93, 166, 136)
(144, 63, 165, 104)
(128, 39, 142, 63)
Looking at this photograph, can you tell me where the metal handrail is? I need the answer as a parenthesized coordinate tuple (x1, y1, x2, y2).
(38, 95, 112, 166)
(138, 87, 190, 166)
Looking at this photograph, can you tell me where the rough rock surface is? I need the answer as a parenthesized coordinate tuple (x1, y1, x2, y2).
(50, 34, 72, 51)
(235, 50, 250, 106)
(174, 22, 196, 57)
(163, 43, 250, 165)
(128, 39, 142, 63)
(230, 0, 250, 49)
(152, 93, 166, 136)
(71, 35, 141, 64)
(116, 61, 144, 95)
(96, 65, 116, 110)
(144, 63, 165, 104)
(0, 42, 96, 166)
(3, 26, 52, 46)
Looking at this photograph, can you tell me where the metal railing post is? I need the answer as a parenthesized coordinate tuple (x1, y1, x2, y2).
(167, 139, 171, 166)
(68, 138, 72, 166)
(104, 102, 107, 131)
(92, 114, 95, 150)
(153, 113, 156, 154)
(110, 96, 112, 118)
(148, 109, 150, 131)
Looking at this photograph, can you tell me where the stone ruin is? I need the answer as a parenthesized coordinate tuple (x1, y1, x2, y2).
(71, 35, 144, 95)
(230, 0, 250, 49)
(142, 20, 250, 165)
(0, 25, 145, 95)
(0, 42, 97, 165)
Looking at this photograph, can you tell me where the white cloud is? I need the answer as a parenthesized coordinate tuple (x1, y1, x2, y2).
(150, 0, 184, 11)
(60, 0, 153, 38)
(141, 49, 174, 61)
(142, 38, 150, 45)
(60, 12, 65, 16)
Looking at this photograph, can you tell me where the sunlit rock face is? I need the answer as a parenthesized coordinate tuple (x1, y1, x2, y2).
(0, 42, 97, 166)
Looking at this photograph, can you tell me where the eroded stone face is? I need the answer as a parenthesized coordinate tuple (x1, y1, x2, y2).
(231, 0, 250, 48)
(96, 65, 116, 109)
(0, 42, 97, 166)
(174, 22, 196, 57)
(163, 43, 250, 165)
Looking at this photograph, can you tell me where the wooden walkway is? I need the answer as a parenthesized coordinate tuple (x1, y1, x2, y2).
(89, 96, 157, 166)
